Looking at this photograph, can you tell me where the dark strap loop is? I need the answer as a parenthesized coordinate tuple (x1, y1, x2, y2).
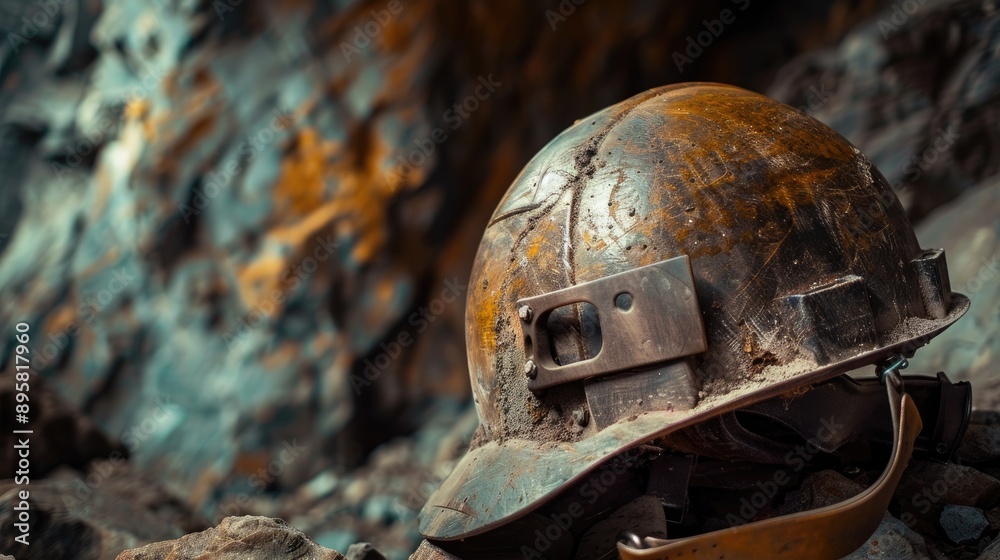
(618, 373, 922, 560)
(742, 372, 969, 462)
(668, 372, 970, 464)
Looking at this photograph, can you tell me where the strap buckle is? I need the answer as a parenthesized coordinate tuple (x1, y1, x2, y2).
(618, 531, 647, 550)
(876, 354, 909, 385)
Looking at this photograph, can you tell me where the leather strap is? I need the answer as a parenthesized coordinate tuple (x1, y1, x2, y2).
(617, 374, 922, 560)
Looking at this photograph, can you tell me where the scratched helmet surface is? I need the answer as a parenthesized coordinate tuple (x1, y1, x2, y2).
(419, 83, 968, 541)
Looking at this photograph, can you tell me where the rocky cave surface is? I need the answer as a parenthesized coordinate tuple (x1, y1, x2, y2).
(0, 0, 998, 558)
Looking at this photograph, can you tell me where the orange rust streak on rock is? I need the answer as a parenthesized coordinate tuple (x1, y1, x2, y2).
(77, 246, 123, 280)
(172, 114, 216, 161)
(233, 452, 270, 477)
(190, 468, 223, 508)
(44, 304, 78, 334)
(237, 255, 288, 313)
(262, 342, 299, 369)
(239, 123, 406, 308)
(124, 98, 149, 121)
(275, 129, 331, 215)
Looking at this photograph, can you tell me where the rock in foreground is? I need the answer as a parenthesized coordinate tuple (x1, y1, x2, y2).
(116, 516, 346, 560)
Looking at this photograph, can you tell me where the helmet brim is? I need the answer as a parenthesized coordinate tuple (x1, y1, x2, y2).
(419, 293, 970, 540)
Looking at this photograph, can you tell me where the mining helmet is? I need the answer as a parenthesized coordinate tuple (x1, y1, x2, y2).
(418, 83, 970, 559)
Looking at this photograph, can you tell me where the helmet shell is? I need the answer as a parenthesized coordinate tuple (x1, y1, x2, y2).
(420, 83, 968, 540)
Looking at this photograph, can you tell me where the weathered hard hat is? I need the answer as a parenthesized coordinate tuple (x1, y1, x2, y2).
(418, 83, 969, 557)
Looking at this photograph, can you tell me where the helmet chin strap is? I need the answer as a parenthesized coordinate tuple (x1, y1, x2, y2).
(617, 364, 921, 560)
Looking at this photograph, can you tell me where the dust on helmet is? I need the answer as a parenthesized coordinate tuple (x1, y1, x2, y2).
(418, 83, 970, 559)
